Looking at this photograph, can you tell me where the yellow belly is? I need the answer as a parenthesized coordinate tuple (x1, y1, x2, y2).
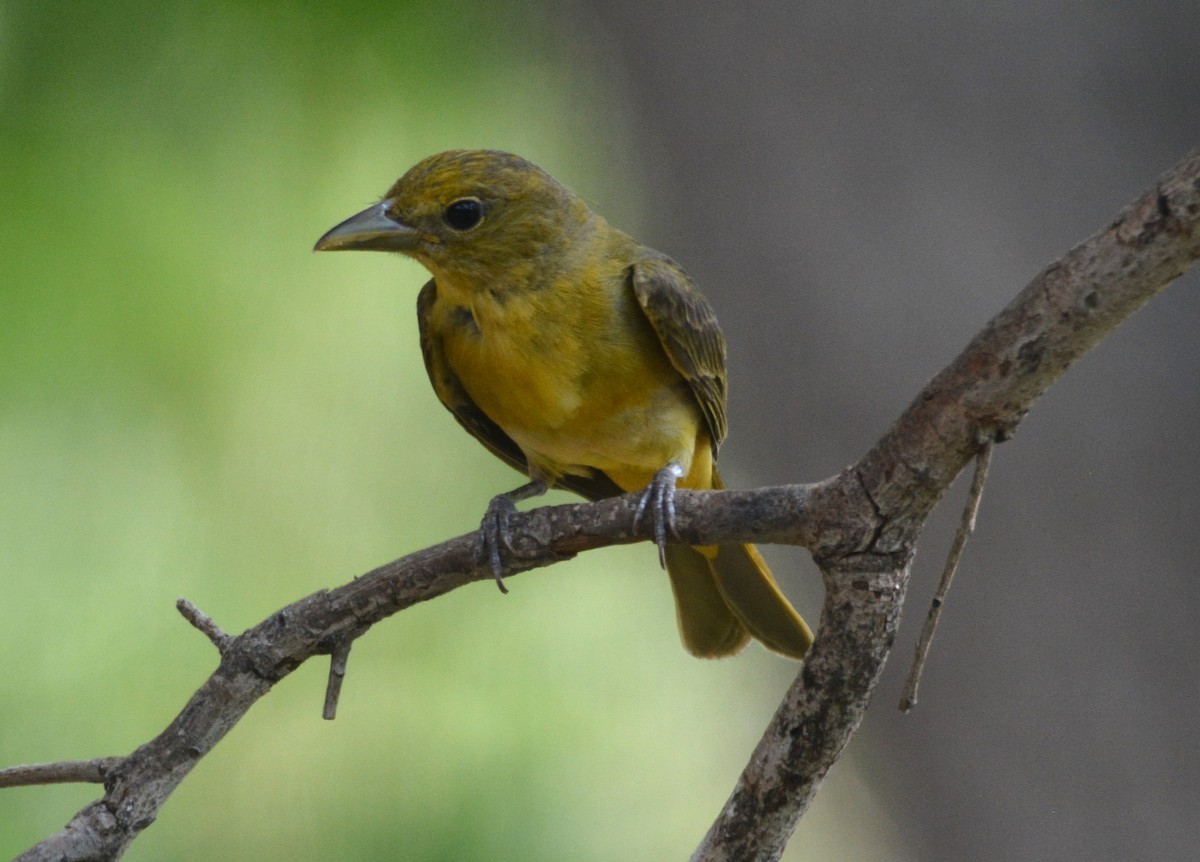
(431, 280, 706, 491)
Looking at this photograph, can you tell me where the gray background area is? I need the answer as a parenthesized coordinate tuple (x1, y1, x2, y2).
(576, 3, 1200, 860)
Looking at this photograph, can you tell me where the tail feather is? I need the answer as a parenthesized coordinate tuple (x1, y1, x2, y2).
(657, 465, 812, 659)
(664, 545, 751, 658)
(663, 542, 812, 660)
(706, 543, 813, 659)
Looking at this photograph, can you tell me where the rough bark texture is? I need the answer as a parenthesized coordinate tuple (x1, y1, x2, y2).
(10, 148, 1200, 862)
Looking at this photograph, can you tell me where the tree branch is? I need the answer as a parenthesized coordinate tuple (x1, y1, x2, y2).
(690, 148, 1200, 862)
(0, 759, 121, 789)
(9, 148, 1200, 862)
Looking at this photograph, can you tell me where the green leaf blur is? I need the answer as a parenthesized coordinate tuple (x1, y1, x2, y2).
(0, 3, 900, 860)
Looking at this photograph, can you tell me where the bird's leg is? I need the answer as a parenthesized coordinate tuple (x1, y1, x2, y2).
(479, 478, 549, 593)
(633, 462, 685, 569)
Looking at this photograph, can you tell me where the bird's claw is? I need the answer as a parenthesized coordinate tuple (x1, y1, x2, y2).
(480, 495, 518, 594)
(633, 463, 684, 569)
(477, 479, 548, 593)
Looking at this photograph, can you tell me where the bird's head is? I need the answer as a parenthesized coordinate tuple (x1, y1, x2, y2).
(314, 149, 594, 287)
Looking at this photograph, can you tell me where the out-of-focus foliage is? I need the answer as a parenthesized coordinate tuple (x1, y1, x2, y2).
(0, 3, 899, 861)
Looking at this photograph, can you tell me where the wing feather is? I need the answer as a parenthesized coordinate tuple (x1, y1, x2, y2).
(630, 254, 728, 455)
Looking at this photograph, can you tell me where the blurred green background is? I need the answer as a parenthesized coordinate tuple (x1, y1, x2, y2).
(7, 3, 1200, 861)
(0, 3, 900, 860)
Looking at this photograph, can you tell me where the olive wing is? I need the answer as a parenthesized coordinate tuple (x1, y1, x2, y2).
(629, 254, 729, 454)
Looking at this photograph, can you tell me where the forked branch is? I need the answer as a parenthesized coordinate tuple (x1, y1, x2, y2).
(9, 148, 1200, 862)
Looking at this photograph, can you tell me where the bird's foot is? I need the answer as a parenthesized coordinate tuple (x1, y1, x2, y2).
(633, 462, 684, 569)
(479, 479, 548, 593)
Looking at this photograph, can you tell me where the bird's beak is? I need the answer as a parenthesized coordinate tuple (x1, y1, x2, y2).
(313, 201, 419, 252)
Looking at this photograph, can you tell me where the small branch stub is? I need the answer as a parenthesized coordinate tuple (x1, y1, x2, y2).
(323, 640, 353, 721)
(0, 757, 122, 789)
(176, 597, 232, 653)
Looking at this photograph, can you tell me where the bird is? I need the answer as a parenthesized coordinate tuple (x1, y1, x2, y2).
(314, 149, 812, 659)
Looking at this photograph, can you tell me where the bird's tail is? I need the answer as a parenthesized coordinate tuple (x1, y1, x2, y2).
(664, 544, 812, 659)
(662, 469, 812, 659)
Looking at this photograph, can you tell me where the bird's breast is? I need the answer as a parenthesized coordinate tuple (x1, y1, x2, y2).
(429, 278, 702, 483)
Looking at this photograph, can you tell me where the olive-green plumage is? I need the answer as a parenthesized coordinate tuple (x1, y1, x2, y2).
(316, 149, 812, 659)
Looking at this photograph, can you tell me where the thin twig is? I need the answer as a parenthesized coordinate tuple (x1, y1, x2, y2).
(322, 640, 353, 720)
(0, 757, 122, 788)
(899, 439, 994, 712)
(176, 597, 232, 653)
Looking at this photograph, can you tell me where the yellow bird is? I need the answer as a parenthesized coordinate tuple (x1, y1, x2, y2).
(315, 150, 812, 659)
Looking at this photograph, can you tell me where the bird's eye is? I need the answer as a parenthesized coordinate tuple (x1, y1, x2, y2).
(442, 197, 484, 231)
